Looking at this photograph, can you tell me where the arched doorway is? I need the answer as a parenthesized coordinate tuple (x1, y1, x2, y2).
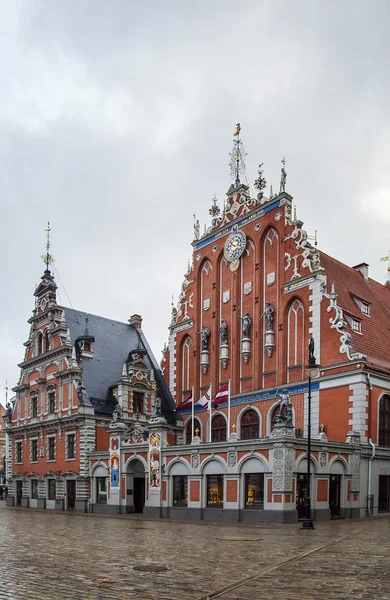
(126, 459, 146, 514)
(329, 460, 345, 518)
(296, 457, 316, 520)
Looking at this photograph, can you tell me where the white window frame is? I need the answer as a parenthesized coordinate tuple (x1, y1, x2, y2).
(47, 435, 56, 462)
(65, 431, 76, 461)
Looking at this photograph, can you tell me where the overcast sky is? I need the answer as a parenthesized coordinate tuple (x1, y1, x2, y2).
(1, 0, 389, 401)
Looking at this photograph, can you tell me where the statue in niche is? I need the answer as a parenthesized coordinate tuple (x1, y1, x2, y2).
(280, 158, 287, 193)
(112, 402, 122, 422)
(151, 397, 162, 418)
(241, 312, 251, 337)
(264, 301, 274, 331)
(77, 381, 91, 405)
(193, 214, 200, 240)
(219, 320, 228, 344)
(197, 326, 211, 351)
(276, 390, 293, 426)
(309, 338, 315, 362)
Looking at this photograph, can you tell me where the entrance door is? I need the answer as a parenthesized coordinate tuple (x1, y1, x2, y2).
(133, 478, 145, 513)
(378, 475, 390, 512)
(296, 474, 307, 519)
(329, 474, 341, 517)
(66, 480, 76, 510)
(16, 481, 22, 506)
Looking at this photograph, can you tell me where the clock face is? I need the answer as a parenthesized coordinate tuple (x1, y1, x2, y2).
(224, 230, 246, 262)
(40, 297, 47, 311)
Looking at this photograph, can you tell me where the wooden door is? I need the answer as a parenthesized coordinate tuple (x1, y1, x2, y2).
(67, 480, 76, 510)
(378, 475, 390, 513)
(329, 474, 341, 517)
(296, 474, 307, 519)
(16, 481, 22, 506)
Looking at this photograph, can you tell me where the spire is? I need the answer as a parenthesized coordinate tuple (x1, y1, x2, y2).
(84, 313, 90, 336)
(208, 193, 221, 226)
(229, 123, 247, 188)
(41, 221, 55, 274)
(71, 346, 78, 368)
(254, 163, 267, 201)
(4, 380, 8, 405)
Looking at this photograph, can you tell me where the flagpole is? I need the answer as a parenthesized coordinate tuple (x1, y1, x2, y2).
(209, 382, 212, 443)
(191, 385, 194, 442)
(227, 379, 231, 439)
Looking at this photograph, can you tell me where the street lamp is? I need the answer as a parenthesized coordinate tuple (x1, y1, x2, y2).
(302, 338, 320, 530)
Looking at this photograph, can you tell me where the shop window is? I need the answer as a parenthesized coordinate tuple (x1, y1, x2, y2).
(31, 479, 38, 499)
(186, 418, 201, 444)
(48, 391, 55, 414)
(211, 415, 226, 442)
(48, 437, 56, 461)
(96, 477, 107, 504)
(67, 434, 75, 459)
(241, 410, 260, 440)
(245, 473, 264, 508)
(31, 439, 38, 463)
(133, 392, 144, 415)
(48, 479, 56, 500)
(173, 475, 188, 507)
(31, 396, 38, 418)
(16, 442, 22, 463)
(379, 395, 390, 447)
(207, 474, 223, 507)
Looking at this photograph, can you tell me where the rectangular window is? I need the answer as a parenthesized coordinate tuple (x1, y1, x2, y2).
(31, 439, 38, 462)
(48, 392, 55, 414)
(31, 397, 38, 418)
(245, 473, 264, 508)
(67, 434, 75, 459)
(48, 479, 56, 500)
(361, 303, 370, 315)
(16, 442, 22, 463)
(207, 474, 223, 507)
(133, 392, 144, 415)
(173, 475, 188, 507)
(48, 437, 56, 461)
(31, 479, 38, 499)
(352, 319, 361, 333)
(96, 478, 107, 504)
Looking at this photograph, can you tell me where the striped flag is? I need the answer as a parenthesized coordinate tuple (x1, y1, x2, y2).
(175, 395, 193, 412)
(214, 383, 229, 409)
(196, 387, 211, 410)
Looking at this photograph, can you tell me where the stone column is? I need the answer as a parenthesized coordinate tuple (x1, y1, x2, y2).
(107, 421, 127, 514)
(144, 420, 170, 518)
(270, 425, 296, 523)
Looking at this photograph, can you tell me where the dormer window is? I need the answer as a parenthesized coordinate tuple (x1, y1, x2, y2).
(352, 319, 361, 333)
(133, 392, 144, 414)
(361, 303, 370, 316)
(83, 341, 91, 352)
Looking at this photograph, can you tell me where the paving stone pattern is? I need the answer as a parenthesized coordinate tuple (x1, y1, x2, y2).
(0, 503, 389, 600)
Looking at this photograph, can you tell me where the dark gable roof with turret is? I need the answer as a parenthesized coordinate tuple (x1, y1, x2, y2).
(61, 307, 176, 421)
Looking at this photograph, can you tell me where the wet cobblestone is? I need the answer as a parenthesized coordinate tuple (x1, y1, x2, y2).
(0, 503, 388, 599)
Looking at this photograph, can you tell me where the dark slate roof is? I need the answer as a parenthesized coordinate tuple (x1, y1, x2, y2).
(61, 307, 176, 422)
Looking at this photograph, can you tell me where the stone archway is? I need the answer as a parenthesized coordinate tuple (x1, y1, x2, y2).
(126, 459, 146, 514)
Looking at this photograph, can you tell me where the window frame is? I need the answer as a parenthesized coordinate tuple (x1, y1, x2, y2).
(351, 319, 361, 333)
(16, 441, 23, 464)
(132, 391, 144, 415)
(47, 436, 56, 461)
(47, 479, 56, 500)
(211, 415, 227, 442)
(172, 475, 188, 507)
(206, 474, 224, 508)
(244, 473, 264, 509)
(31, 395, 38, 419)
(241, 409, 260, 440)
(31, 479, 38, 500)
(379, 395, 390, 447)
(96, 477, 107, 504)
(48, 390, 56, 414)
(31, 438, 38, 463)
(66, 433, 76, 460)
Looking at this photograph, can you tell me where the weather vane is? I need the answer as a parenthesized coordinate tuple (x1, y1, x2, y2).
(229, 123, 247, 187)
(41, 221, 55, 271)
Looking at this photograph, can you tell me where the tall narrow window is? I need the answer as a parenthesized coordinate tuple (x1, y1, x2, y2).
(44, 330, 50, 352)
(48, 391, 55, 414)
(48, 437, 56, 461)
(31, 396, 38, 418)
(31, 479, 38, 499)
(173, 476, 188, 506)
(287, 299, 305, 381)
(245, 474, 264, 508)
(211, 415, 226, 442)
(48, 479, 56, 500)
(37, 333, 43, 355)
(207, 475, 223, 507)
(96, 478, 107, 504)
(31, 439, 38, 462)
(67, 434, 75, 459)
(379, 395, 390, 447)
(16, 442, 22, 463)
(132, 392, 144, 415)
(241, 410, 260, 440)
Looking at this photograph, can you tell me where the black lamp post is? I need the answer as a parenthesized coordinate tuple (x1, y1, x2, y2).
(302, 338, 320, 530)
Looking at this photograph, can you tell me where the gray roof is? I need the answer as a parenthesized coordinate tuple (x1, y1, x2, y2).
(61, 307, 176, 421)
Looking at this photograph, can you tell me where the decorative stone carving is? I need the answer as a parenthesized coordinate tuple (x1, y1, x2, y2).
(223, 290, 230, 303)
(351, 452, 360, 492)
(267, 272, 275, 286)
(203, 299, 210, 311)
(191, 453, 199, 468)
(272, 444, 294, 492)
(319, 452, 327, 467)
(244, 281, 252, 295)
(272, 390, 294, 429)
(228, 452, 237, 467)
(219, 320, 228, 344)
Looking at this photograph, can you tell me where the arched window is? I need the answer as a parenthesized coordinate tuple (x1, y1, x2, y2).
(37, 333, 43, 356)
(241, 409, 260, 440)
(211, 415, 226, 442)
(186, 418, 201, 444)
(181, 336, 193, 401)
(379, 395, 390, 447)
(287, 299, 305, 381)
(44, 330, 50, 353)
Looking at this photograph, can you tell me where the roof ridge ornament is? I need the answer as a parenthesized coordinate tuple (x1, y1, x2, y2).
(40, 221, 55, 274)
(254, 163, 267, 201)
(280, 157, 287, 193)
(229, 123, 247, 188)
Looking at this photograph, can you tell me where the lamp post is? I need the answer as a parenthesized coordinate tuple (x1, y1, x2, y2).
(302, 338, 320, 530)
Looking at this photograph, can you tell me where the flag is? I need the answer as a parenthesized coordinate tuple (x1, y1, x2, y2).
(175, 395, 192, 412)
(196, 387, 211, 410)
(214, 383, 229, 409)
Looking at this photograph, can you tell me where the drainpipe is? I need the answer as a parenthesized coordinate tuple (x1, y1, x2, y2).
(367, 438, 375, 516)
(366, 373, 372, 440)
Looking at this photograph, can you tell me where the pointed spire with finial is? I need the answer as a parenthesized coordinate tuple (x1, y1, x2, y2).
(41, 221, 55, 273)
(84, 313, 89, 337)
(209, 193, 221, 226)
(254, 163, 267, 201)
(229, 123, 247, 188)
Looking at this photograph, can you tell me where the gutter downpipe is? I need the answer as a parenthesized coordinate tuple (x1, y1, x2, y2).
(367, 438, 375, 516)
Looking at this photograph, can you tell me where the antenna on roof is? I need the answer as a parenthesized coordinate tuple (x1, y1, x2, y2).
(380, 251, 390, 283)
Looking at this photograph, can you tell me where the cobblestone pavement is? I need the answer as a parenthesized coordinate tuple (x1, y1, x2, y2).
(0, 503, 389, 600)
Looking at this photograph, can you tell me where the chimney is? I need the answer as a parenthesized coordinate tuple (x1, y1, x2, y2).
(352, 263, 369, 281)
(129, 314, 142, 329)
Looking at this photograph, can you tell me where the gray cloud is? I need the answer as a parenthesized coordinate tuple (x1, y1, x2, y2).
(1, 0, 390, 397)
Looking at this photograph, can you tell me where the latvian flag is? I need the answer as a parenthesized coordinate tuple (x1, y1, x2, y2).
(175, 395, 193, 412)
(214, 383, 229, 409)
(196, 387, 211, 410)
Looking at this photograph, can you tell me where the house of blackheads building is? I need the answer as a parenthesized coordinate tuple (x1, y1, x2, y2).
(6, 133, 390, 522)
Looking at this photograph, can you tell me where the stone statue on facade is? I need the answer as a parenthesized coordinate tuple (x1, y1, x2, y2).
(219, 320, 228, 344)
(264, 301, 274, 331)
(112, 402, 122, 422)
(193, 214, 200, 241)
(77, 381, 91, 406)
(280, 159, 287, 193)
(197, 326, 211, 351)
(241, 312, 251, 337)
(151, 397, 162, 418)
(275, 390, 293, 427)
(5, 402, 12, 423)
